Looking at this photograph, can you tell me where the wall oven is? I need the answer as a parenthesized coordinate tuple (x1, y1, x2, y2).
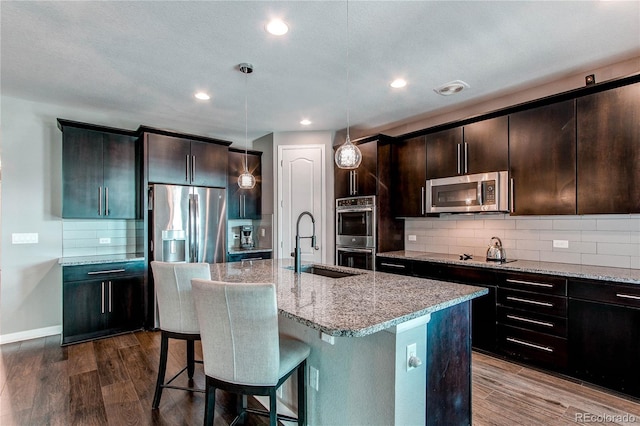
(335, 196, 376, 270)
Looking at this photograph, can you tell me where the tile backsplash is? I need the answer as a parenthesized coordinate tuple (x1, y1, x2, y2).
(62, 219, 143, 257)
(404, 214, 640, 269)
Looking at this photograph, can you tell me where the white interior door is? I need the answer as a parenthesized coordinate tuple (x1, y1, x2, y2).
(278, 145, 325, 264)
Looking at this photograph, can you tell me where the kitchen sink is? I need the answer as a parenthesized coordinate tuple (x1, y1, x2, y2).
(288, 265, 362, 279)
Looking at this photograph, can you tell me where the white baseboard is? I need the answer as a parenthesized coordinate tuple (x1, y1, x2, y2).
(0, 325, 62, 345)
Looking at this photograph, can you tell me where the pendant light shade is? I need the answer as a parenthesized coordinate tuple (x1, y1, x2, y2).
(334, 0, 361, 170)
(334, 136, 362, 169)
(238, 63, 256, 189)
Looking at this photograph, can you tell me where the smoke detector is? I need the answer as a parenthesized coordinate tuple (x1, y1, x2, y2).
(434, 80, 470, 96)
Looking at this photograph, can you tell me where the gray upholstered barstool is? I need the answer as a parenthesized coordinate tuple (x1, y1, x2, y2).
(191, 279, 310, 426)
(150, 261, 211, 409)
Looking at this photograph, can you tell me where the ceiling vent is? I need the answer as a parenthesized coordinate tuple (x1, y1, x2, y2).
(433, 80, 470, 96)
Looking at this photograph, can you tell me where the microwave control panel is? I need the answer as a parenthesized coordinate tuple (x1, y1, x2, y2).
(482, 180, 496, 204)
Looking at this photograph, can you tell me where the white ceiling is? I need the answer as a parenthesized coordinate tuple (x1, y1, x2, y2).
(2, 1, 639, 144)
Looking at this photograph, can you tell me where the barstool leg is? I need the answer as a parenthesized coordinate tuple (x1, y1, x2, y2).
(204, 376, 216, 426)
(269, 388, 278, 426)
(297, 360, 307, 426)
(152, 333, 169, 409)
(187, 339, 195, 379)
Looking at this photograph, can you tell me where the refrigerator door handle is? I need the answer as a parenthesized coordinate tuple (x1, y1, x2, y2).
(189, 194, 196, 262)
(194, 193, 200, 262)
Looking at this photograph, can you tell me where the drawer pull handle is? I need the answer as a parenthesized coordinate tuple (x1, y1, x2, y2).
(506, 314, 554, 328)
(506, 337, 554, 353)
(616, 293, 640, 301)
(380, 262, 406, 269)
(506, 296, 553, 307)
(88, 269, 126, 275)
(506, 279, 554, 288)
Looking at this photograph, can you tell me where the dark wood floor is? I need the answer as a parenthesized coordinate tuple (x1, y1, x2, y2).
(1, 330, 639, 425)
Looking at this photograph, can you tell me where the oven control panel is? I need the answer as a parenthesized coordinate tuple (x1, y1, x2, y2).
(336, 196, 376, 208)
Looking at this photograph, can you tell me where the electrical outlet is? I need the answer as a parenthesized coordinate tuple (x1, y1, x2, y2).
(408, 235, 417, 242)
(553, 240, 569, 248)
(309, 366, 319, 391)
(11, 233, 39, 244)
(321, 332, 335, 345)
(406, 343, 417, 371)
(99, 237, 111, 244)
(261, 228, 266, 237)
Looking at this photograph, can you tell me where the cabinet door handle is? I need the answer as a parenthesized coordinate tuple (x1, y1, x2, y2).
(506, 278, 554, 288)
(506, 296, 553, 307)
(510, 178, 514, 213)
(506, 337, 554, 353)
(192, 155, 196, 182)
(616, 293, 640, 301)
(108, 281, 112, 313)
(457, 143, 462, 175)
(101, 281, 105, 314)
(186, 155, 190, 182)
(353, 170, 358, 195)
(380, 262, 406, 269)
(242, 195, 246, 217)
(506, 314, 554, 328)
(104, 187, 109, 216)
(239, 195, 243, 218)
(464, 142, 468, 174)
(421, 186, 425, 215)
(98, 187, 102, 216)
(88, 269, 126, 275)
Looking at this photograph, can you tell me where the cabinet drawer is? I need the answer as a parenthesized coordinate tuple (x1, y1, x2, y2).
(376, 257, 413, 275)
(227, 251, 272, 263)
(498, 324, 568, 371)
(498, 288, 567, 317)
(569, 279, 640, 309)
(498, 306, 566, 337)
(442, 265, 498, 286)
(500, 272, 567, 296)
(63, 261, 145, 282)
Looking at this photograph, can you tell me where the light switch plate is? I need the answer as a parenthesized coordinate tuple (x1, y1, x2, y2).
(12, 233, 38, 244)
(553, 240, 569, 248)
(99, 237, 111, 244)
(408, 235, 417, 241)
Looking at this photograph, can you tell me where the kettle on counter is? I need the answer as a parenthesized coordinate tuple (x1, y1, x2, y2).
(486, 236, 507, 262)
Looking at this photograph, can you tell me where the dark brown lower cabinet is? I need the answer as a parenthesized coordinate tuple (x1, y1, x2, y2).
(568, 279, 640, 398)
(62, 261, 145, 345)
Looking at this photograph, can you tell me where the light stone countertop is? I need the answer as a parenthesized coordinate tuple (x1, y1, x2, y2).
(227, 248, 273, 255)
(208, 258, 487, 337)
(58, 253, 145, 266)
(378, 250, 640, 285)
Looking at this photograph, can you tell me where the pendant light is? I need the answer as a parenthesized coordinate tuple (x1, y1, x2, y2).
(238, 63, 256, 189)
(334, 0, 362, 170)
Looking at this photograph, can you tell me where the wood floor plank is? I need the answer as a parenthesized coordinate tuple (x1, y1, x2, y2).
(94, 338, 130, 387)
(102, 380, 147, 426)
(30, 359, 70, 423)
(67, 341, 98, 375)
(69, 370, 108, 425)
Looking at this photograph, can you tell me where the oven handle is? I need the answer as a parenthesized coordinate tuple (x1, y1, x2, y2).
(336, 247, 375, 254)
(336, 207, 373, 213)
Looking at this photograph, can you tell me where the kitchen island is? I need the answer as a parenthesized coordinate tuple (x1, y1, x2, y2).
(209, 259, 487, 425)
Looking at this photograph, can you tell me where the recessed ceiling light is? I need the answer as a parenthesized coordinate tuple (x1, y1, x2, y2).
(300, 119, 312, 126)
(390, 79, 407, 89)
(266, 19, 289, 36)
(194, 92, 210, 100)
(433, 80, 470, 96)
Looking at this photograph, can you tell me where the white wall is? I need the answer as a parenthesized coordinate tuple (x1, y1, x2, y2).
(0, 95, 141, 343)
(404, 215, 640, 269)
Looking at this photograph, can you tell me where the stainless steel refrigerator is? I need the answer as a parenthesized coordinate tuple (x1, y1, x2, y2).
(149, 184, 226, 326)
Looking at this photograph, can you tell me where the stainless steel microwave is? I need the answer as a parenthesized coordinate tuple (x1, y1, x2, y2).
(426, 171, 509, 213)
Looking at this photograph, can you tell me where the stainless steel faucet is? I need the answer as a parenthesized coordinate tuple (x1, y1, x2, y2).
(293, 211, 319, 273)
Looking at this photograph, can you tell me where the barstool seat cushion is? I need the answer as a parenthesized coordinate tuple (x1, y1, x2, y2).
(278, 336, 311, 379)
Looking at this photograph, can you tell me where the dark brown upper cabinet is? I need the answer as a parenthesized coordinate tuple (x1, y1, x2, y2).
(334, 138, 378, 198)
(509, 100, 576, 215)
(391, 135, 427, 217)
(463, 116, 509, 175)
(577, 82, 640, 214)
(228, 149, 262, 220)
(59, 119, 139, 219)
(145, 131, 229, 188)
(426, 127, 463, 179)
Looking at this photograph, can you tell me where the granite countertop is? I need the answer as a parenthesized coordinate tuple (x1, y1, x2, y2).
(58, 253, 145, 266)
(228, 248, 273, 254)
(208, 259, 487, 338)
(378, 250, 640, 285)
